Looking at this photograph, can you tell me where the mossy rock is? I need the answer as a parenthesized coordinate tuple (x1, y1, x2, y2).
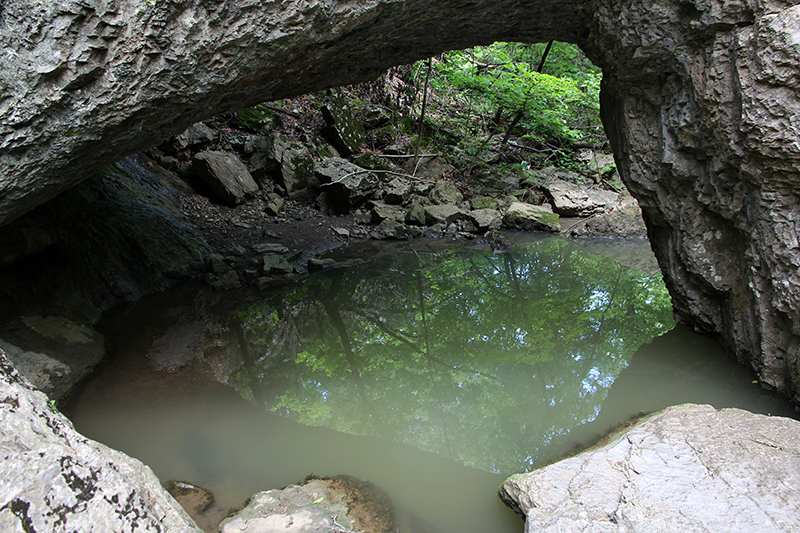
(230, 105, 280, 133)
(470, 196, 500, 210)
(502, 202, 560, 232)
(355, 151, 392, 171)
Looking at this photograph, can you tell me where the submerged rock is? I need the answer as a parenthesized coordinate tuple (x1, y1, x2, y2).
(0, 348, 201, 532)
(221, 476, 394, 533)
(499, 404, 800, 532)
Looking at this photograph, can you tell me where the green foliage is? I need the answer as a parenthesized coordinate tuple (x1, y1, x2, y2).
(411, 41, 604, 150)
(227, 104, 279, 133)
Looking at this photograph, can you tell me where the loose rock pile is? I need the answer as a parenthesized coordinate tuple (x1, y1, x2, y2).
(144, 95, 640, 292)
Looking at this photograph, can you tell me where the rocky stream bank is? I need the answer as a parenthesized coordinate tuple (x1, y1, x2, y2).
(1, 101, 797, 531)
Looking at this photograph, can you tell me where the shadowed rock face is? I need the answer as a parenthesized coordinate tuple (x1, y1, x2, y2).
(2, 0, 800, 400)
(592, 0, 800, 402)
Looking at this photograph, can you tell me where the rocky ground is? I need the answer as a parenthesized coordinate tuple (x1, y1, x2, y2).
(134, 91, 644, 295)
(0, 90, 647, 533)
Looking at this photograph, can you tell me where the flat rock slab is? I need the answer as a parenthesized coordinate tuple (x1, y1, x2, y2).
(568, 196, 647, 238)
(0, 316, 105, 400)
(0, 348, 201, 532)
(544, 179, 619, 217)
(500, 404, 800, 533)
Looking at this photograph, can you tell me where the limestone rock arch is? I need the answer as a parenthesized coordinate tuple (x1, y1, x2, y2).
(1, 0, 799, 400)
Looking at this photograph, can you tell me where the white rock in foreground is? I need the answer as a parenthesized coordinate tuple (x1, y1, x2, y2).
(500, 404, 800, 533)
(0, 348, 201, 532)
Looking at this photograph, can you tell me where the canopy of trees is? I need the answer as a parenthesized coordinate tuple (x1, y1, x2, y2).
(424, 42, 603, 146)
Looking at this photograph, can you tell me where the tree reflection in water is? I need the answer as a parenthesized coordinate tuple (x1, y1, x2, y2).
(222, 238, 674, 474)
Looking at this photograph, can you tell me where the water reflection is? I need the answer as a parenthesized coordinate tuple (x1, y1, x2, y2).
(221, 238, 675, 472)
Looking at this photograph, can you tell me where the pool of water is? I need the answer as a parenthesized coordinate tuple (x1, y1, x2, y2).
(65, 236, 798, 532)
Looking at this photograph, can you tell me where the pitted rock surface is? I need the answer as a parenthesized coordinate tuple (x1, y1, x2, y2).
(500, 404, 800, 533)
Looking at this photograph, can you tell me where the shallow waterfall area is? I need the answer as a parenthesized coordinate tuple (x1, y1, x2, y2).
(65, 236, 799, 533)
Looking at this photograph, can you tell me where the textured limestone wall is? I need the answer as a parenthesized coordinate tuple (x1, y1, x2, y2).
(2, 0, 800, 400)
(587, 0, 800, 401)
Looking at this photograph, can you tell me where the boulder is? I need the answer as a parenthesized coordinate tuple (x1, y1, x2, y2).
(468, 209, 502, 232)
(167, 481, 226, 533)
(369, 220, 420, 240)
(205, 253, 232, 274)
(404, 156, 455, 180)
(220, 476, 394, 533)
(212, 270, 241, 291)
(262, 254, 294, 275)
(428, 180, 463, 205)
(0, 348, 201, 532)
(568, 196, 647, 238)
(526, 166, 583, 187)
(470, 196, 500, 210)
(192, 151, 259, 206)
(405, 205, 427, 226)
(502, 202, 560, 232)
(264, 193, 285, 216)
(424, 204, 465, 226)
(173, 122, 216, 151)
(247, 133, 288, 179)
(499, 404, 800, 533)
(355, 151, 393, 171)
(383, 177, 412, 205)
(544, 179, 620, 217)
(370, 202, 406, 225)
(277, 143, 316, 197)
(316, 159, 379, 214)
(0, 315, 104, 401)
(321, 95, 365, 157)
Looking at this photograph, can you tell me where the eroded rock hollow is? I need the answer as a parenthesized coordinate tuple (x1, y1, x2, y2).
(1, 0, 800, 404)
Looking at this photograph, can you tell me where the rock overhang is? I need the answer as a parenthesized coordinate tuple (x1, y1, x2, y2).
(0, 0, 591, 226)
(2, 0, 800, 404)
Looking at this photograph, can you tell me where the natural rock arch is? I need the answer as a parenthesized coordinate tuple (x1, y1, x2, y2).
(2, 0, 800, 401)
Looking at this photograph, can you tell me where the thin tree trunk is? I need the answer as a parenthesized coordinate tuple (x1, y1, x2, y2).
(501, 40, 554, 147)
(412, 57, 433, 176)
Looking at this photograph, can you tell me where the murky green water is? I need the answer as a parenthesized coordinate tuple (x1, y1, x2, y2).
(65, 236, 798, 533)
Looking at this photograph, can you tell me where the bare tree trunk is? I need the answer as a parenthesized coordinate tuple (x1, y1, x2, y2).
(412, 57, 433, 176)
(501, 40, 554, 147)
